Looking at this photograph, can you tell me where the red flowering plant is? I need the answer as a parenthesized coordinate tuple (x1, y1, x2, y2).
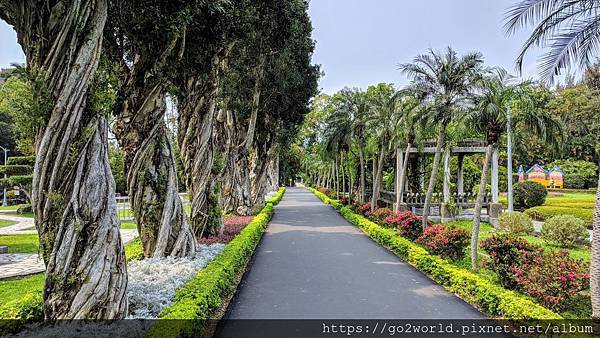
(339, 196, 350, 206)
(385, 211, 424, 240)
(416, 224, 469, 261)
(198, 216, 254, 244)
(480, 234, 543, 290)
(367, 207, 395, 224)
(518, 250, 589, 311)
(355, 203, 372, 216)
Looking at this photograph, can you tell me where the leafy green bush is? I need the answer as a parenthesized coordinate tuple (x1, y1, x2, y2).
(148, 188, 285, 337)
(6, 156, 35, 166)
(0, 291, 43, 335)
(525, 206, 593, 227)
(541, 215, 589, 247)
(16, 204, 32, 215)
(551, 160, 598, 189)
(0, 165, 31, 176)
(498, 211, 534, 235)
(514, 181, 547, 209)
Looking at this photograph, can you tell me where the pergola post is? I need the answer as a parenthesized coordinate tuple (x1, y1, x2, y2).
(394, 147, 404, 211)
(491, 147, 499, 203)
(489, 147, 502, 227)
(457, 154, 464, 195)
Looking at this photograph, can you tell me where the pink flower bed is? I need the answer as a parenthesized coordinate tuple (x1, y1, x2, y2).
(198, 216, 254, 244)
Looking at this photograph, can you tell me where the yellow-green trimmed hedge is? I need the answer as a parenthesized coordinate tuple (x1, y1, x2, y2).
(308, 187, 342, 210)
(309, 189, 561, 320)
(146, 187, 285, 337)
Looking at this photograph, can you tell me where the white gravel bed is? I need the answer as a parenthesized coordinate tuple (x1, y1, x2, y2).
(126, 243, 226, 319)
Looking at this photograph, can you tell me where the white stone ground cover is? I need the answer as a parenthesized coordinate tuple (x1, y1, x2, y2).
(126, 243, 226, 319)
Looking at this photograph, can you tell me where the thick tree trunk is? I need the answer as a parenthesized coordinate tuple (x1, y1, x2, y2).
(219, 113, 253, 215)
(113, 58, 195, 258)
(250, 146, 271, 211)
(1, 0, 128, 319)
(471, 144, 494, 270)
(591, 171, 600, 318)
(422, 128, 446, 228)
(178, 68, 223, 238)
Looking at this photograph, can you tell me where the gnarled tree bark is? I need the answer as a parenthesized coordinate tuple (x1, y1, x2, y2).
(113, 54, 195, 258)
(177, 59, 224, 238)
(0, 0, 128, 319)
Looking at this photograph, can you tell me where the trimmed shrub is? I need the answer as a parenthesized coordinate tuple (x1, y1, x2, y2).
(518, 251, 589, 311)
(481, 234, 543, 290)
(367, 207, 394, 224)
(498, 211, 534, 235)
(514, 181, 547, 210)
(0, 291, 43, 335)
(16, 204, 32, 215)
(385, 211, 423, 240)
(416, 224, 469, 261)
(6, 156, 35, 166)
(541, 215, 589, 247)
(525, 206, 593, 227)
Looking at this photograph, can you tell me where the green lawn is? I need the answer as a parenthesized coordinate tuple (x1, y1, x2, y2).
(500, 191, 595, 225)
(120, 222, 137, 229)
(0, 205, 22, 211)
(0, 273, 44, 308)
(452, 220, 590, 263)
(0, 219, 17, 228)
(2, 211, 34, 218)
(0, 234, 39, 253)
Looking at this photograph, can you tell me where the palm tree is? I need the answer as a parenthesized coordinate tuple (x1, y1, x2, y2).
(390, 93, 421, 211)
(365, 84, 397, 210)
(466, 68, 562, 270)
(505, 0, 600, 317)
(399, 47, 484, 228)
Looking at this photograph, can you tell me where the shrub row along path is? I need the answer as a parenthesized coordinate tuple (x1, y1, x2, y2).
(218, 187, 483, 335)
(0, 213, 138, 279)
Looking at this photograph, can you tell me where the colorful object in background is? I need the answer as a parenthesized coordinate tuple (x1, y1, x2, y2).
(517, 165, 525, 182)
(517, 164, 564, 189)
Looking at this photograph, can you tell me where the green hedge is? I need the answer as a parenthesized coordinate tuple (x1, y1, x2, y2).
(0, 175, 33, 188)
(6, 157, 35, 166)
(525, 206, 593, 226)
(310, 190, 561, 320)
(146, 187, 285, 337)
(308, 187, 342, 210)
(0, 165, 32, 176)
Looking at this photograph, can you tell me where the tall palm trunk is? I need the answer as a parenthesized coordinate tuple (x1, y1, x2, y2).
(358, 147, 366, 203)
(591, 170, 600, 318)
(471, 144, 494, 270)
(371, 147, 386, 210)
(114, 55, 195, 258)
(341, 152, 346, 197)
(2, 0, 128, 319)
(422, 128, 446, 228)
(395, 143, 411, 210)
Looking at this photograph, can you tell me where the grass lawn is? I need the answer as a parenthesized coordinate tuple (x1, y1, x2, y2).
(0, 219, 17, 228)
(0, 205, 22, 211)
(120, 222, 137, 229)
(500, 191, 595, 225)
(2, 211, 34, 218)
(0, 273, 44, 308)
(0, 234, 39, 253)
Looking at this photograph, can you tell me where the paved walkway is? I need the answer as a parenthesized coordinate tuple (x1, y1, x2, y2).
(0, 213, 138, 279)
(220, 187, 483, 323)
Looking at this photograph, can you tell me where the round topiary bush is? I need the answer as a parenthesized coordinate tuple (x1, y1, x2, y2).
(513, 181, 547, 210)
(498, 211, 534, 235)
(541, 215, 588, 247)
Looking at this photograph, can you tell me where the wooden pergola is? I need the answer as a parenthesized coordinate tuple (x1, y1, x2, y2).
(381, 139, 502, 224)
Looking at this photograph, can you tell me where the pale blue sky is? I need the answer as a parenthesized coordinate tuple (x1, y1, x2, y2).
(1, 1, 555, 93)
